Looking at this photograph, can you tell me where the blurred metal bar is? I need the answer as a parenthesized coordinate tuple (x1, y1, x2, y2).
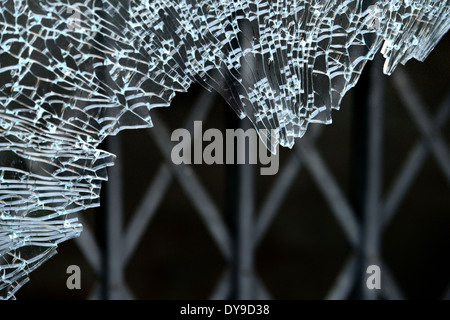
(148, 113, 232, 261)
(75, 216, 102, 276)
(255, 150, 301, 244)
(237, 120, 255, 299)
(210, 269, 271, 300)
(350, 55, 372, 300)
(379, 261, 404, 300)
(296, 142, 359, 247)
(230, 21, 259, 300)
(123, 164, 171, 264)
(227, 106, 243, 300)
(255, 126, 322, 245)
(393, 69, 450, 182)
(326, 255, 358, 300)
(383, 91, 450, 226)
(104, 136, 132, 299)
(210, 269, 231, 300)
(75, 216, 103, 300)
(361, 54, 385, 300)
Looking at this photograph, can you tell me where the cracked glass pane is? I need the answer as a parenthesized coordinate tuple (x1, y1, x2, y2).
(0, 0, 449, 299)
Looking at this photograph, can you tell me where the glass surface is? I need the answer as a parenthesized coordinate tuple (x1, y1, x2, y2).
(0, 0, 448, 299)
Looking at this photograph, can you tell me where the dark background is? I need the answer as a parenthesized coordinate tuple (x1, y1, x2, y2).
(17, 32, 450, 300)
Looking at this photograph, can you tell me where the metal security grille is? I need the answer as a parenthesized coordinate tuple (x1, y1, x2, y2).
(66, 52, 450, 300)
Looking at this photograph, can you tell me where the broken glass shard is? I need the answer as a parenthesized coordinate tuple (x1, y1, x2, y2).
(0, 0, 449, 299)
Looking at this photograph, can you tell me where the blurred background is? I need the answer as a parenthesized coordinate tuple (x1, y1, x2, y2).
(17, 32, 450, 300)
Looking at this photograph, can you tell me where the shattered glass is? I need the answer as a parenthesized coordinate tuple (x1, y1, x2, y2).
(0, 0, 449, 299)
